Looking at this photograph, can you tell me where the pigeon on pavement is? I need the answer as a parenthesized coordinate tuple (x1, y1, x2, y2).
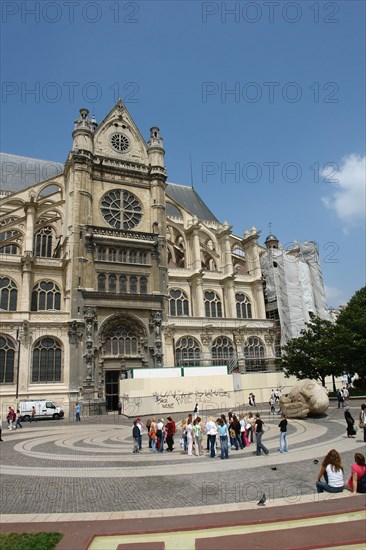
(257, 494, 266, 506)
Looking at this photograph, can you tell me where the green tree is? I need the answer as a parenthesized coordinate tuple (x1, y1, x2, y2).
(335, 286, 366, 387)
(280, 317, 342, 386)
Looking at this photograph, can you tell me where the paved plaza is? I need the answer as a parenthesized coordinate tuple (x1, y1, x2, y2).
(1, 401, 365, 549)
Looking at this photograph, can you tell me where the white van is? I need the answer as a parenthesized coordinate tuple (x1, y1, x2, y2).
(18, 400, 64, 421)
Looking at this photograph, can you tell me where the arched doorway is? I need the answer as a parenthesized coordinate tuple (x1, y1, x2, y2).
(99, 314, 147, 410)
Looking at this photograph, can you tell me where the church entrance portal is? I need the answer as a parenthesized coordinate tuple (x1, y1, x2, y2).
(105, 370, 119, 411)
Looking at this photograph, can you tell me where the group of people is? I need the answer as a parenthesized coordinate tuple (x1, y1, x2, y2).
(269, 388, 282, 415)
(132, 409, 289, 458)
(132, 417, 176, 453)
(316, 449, 366, 495)
(337, 386, 350, 409)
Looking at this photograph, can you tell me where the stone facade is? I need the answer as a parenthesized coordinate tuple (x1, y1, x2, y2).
(0, 100, 327, 412)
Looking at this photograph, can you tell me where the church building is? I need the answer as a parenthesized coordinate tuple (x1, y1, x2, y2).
(0, 101, 329, 411)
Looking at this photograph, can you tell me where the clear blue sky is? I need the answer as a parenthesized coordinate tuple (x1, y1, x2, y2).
(1, 0, 365, 306)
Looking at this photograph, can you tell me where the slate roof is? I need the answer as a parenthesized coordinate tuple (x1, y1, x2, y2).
(0, 153, 219, 222)
(166, 183, 219, 222)
(0, 153, 64, 193)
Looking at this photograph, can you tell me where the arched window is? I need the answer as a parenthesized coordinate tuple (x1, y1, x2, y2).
(130, 275, 137, 293)
(211, 336, 235, 366)
(31, 280, 61, 311)
(32, 337, 62, 383)
(109, 249, 117, 262)
(109, 274, 117, 292)
(0, 230, 21, 255)
(204, 290, 222, 318)
(235, 293, 252, 319)
(169, 289, 189, 316)
(119, 275, 127, 293)
(0, 277, 17, 311)
(175, 336, 201, 367)
(0, 243, 20, 254)
(243, 336, 266, 372)
(105, 327, 138, 356)
(98, 248, 106, 261)
(34, 226, 53, 257)
(0, 335, 15, 383)
(140, 276, 148, 294)
(139, 251, 147, 264)
(120, 250, 127, 263)
(98, 273, 106, 292)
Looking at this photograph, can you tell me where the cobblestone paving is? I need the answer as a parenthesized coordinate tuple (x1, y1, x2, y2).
(1, 403, 365, 515)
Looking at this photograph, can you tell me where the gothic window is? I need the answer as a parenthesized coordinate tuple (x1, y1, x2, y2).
(119, 275, 127, 293)
(0, 335, 15, 384)
(130, 275, 137, 293)
(31, 280, 61, 311)
(169, 289, 189, 316)
(139, 251, 147, 264)
(175, 336, 201, 367)
(100, 190, 142, 230)
(109, 249, 117, 262)
(98, 248, 106, 261)
(34, 226, 53, 257)
(105, 327, 138, 356)
(0, 230, 21, 255)
(140, 276, 148, 294)
(211, 336, 235, 365)
(32, 337, 62, 383)
(235, 293, 252, 319)
(98, 273, 106, 292)
(130, 251, 137, 263)
(233, 246, 245, 258)
(204, 290, 222, 318)
(109, 274, 117, 292)
(0, 277, 17, 311)
(243, 336, 266, 372)
(120, 250, 128, 263)
(0, 243, 20, 254)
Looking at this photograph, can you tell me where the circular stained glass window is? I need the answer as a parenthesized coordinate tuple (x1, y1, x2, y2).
(100, 190, 142, 230)
(110, 133, 130, 153)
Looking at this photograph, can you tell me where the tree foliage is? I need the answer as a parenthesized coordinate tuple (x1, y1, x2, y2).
(280, 286, 366, 387)
(335, 286, 366, 384)
(280, 317, 342, 386)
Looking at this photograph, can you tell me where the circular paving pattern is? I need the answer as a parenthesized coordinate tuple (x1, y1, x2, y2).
(0, 405, 365, 515)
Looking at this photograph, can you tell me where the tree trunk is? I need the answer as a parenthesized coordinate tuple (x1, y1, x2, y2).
(332, 374, 336, 392)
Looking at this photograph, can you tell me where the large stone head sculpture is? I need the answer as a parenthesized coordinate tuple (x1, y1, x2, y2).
(279, 379, 329, 418)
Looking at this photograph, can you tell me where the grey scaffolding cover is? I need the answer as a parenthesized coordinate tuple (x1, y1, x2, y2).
(261, 242, 330, 345)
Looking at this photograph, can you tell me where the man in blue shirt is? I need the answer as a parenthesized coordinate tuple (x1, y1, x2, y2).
(75, 402, 81, 422)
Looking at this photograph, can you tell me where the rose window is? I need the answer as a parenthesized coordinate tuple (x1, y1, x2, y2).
(101, 190, 142, 230)
(110, 133, 130, 152)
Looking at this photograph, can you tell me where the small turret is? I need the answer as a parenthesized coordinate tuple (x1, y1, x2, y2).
(265, 234, 279, 249)
(72, 108, 94, 154)
(147, 127, 165, 173)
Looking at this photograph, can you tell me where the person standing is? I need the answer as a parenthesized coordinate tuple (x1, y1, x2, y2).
(15, 410, 22, 429)
(136, 418, 144, 450)
(75, 402, 81, 422)
(165, 416, 175, 452)
(254, 413, 269, 456)
(269, 396, 276, 415)
(278, 413, 288, 452)
(156, 418, 164, 453)
(7, 407, 15, 430)
(193, 417, 203, 456)
(30, 405, 37, 423)
(186, 417, 194, 456)
(194, 403, 199, 419)
(132, 420, 140, 453)
(359, 404, 366, 443)
(337, 388, 344, 409)
(117, 399, 122, 415)
(344, 407, 355, 438)
(217, 418, 229, 459)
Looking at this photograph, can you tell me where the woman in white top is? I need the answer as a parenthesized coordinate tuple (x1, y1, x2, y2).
(186, 419, 193, 456)
(316, 449, 344, 493)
